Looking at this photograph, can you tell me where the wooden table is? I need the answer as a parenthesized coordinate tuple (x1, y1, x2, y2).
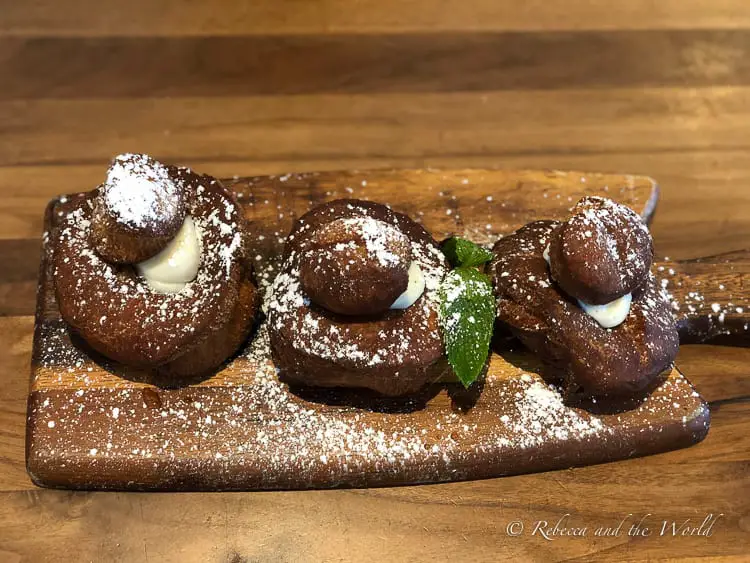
(1, 1, 749, 561)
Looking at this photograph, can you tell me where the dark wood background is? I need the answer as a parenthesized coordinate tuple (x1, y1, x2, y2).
(1, 1, 749, 561)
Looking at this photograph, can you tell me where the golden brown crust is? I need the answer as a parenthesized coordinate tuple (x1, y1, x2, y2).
(158, 276, 260, 378)
(52, 163, 259, 378)
(298, 217, 412, 316)
(548, 196, 653, 305)
(490, 220, 678, 398)
(91, 191, 185, 264)
(90, 154, 187, 263)
(268, 199, 449, 396)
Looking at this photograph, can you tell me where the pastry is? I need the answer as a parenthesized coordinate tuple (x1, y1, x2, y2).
(267, 199, 450, 396)
(298, 216, 413, 316)
(548, 196, 653, 304)
(489, 197, 678, 397)
(91, 153, 187, 264)
(52, 153, 260, 378)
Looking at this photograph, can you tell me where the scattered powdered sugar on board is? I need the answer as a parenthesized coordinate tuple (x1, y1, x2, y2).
(28, 175, 708, 489)
(502, 378, 605, 447)
(658, 259, 750, 340)
(29, 320, 706, 489)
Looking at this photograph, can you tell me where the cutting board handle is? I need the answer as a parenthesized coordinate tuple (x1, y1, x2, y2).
(662, 250, 750, 345)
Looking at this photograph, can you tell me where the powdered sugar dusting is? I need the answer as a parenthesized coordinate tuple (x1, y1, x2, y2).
(338, 216, 406, 267)
(53, 169, 245, 365)
(30, 172, 709, 489)
(268, 234, 446, 368)
(29, 319, 706, 489)
(267, 204, 448, 370)
(491, 219, 678, 396)
(658, 257, 750, 342)
(564, 196, 651, 291)
(102, 154, 182, 229)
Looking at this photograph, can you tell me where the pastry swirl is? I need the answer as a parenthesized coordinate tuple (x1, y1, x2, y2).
(268, 199, 449, 396)
(490, 201, 678, 398)
(53, 157, 259, 378)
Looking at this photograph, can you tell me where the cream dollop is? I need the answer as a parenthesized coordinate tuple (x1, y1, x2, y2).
(136, 216, 201, 293)
(578, 293, 632, 328)
(544, 243, 631, 327)
(390, 262, 425, 310)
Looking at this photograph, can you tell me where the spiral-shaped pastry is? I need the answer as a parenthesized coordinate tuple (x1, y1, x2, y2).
(490, 197, 678, 397)
(52, 153, 260, 378)
(268, 199, 449, 396)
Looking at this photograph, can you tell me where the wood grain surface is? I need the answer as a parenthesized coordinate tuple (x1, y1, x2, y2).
(1, 1, 750, 561)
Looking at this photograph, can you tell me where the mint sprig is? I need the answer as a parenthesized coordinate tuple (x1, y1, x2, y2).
(439, 238, 495, 388)
(442, 237, 494, 268)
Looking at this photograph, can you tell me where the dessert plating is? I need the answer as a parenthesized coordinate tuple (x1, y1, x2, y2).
(28, 168, 713, 491)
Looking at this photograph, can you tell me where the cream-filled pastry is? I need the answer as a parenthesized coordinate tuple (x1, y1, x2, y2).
(390, 262, 426, 310)
(136, 216, 202, 293)
(577, 293, 632, 328)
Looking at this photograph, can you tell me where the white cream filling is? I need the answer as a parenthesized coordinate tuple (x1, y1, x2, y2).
(543, 243, 631, 328)
(389, 262, 425, 310)
(578, 293, 632, 328)
(136, 216, 201, 294)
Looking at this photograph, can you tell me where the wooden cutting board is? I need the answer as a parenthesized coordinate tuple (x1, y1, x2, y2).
(26, 169, 723, 491)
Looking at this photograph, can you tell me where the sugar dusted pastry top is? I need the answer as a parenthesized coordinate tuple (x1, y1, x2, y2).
(297, 215, 413, 316)
(267, 199, 449, 396)
(91, 154, 188, 264)
(53, 154, 259, 376)
(490, 197, 678, 398)
(548, 196, 653, 305)
(101, 153, 185, 232)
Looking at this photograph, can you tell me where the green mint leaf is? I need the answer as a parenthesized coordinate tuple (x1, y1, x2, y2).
(441, 237, 493, 268)
(439, 267, 495, 388)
